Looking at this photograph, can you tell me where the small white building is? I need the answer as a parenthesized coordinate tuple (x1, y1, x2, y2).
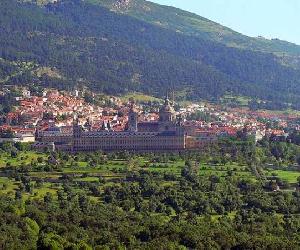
(0, 133, 35, 143)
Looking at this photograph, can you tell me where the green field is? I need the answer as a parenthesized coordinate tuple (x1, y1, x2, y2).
(0, 150, 299, 201)
(266, 170, 300, 183)
(121, 92, 161, 102)
(0, 151, 47, 167)
(221, 94, 252, 106)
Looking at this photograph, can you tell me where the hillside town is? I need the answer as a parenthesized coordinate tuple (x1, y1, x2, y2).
(0, 86, 299, 149)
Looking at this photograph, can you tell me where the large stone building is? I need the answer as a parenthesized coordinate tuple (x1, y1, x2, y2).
(36, 96, 192, 152)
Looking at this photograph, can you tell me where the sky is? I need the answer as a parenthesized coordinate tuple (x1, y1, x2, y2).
(151, 0, 300, 45)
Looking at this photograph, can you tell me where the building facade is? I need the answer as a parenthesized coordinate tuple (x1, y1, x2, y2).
(36, 96, 191, 152)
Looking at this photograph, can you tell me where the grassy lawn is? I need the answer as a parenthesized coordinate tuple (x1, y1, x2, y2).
(0, 151, 47, 168)
(31, 182, 60, 199)
(259, 109, 300, 116)
(147, 162, 254, 179)
(210, 211, 237, 221)
(0, 153, 259, 202)
(0, 159, 257, 201)
(267, 170, 300, 183)
(198, 163, 253, 178)
(0, 177, 18, 195)
(30, 172, 62, 178)
(74, 177, 100, 182)
(121, 92, 161, 102)
(221, 94, 251, 106)
(0, 177, 60, 199)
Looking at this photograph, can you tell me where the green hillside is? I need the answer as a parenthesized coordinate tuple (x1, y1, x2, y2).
(89, 0, 300, 57)
(1, 0, 300, 106)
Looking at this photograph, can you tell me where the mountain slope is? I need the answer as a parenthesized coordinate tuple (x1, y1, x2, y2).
(89, 0, 300, 57)
(1, 0, 300, 105)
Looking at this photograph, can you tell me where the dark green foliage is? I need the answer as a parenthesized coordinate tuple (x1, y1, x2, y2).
(1, 139, 300, 248)
(95, 0, 300, 57)
(0, 91, 19, 116)
(1, 171, 300, 249)
(1, 0, 300, 104)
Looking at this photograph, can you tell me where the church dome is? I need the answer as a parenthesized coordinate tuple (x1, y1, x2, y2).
(160, 97, 174, 113)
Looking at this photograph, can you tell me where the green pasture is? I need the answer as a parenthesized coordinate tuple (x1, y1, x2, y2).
(30, 182, 60, 199)
(0, 177, 18, 195)
(1, 150, 299, 203)
(121, 92, 161, 102)
(0, 151, 47, 168)
(266, 170, 300, 183)
(221, 94, 251, 106)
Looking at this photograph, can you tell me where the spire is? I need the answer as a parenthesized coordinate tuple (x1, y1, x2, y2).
(101, 121, 107, 131)
(73, 113, 82, 138)
(171, 89, 175, 106)
(107, 120, 111, 130)
(164, 90, 170, 106)
(128, 99, 138, 132)
(176, 114, 183, 126)
(129, 98, 137, 112)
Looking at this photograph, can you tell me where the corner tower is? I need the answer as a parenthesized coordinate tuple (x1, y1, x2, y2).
(127, 100, 138, 132)
(73, 115, 82, 138)
(72, 115, 82, 152)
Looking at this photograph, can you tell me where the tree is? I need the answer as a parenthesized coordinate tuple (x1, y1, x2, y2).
(39, 233, 66, 250)
(24, 217, 40, 249)
(44, 192, 53, 204)
(15, 190, 22, 200)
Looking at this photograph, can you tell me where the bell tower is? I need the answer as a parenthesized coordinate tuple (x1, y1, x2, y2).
(73, 115, 82, 138)
(128, 100, 138, 132)
(72, 114, 82, 152)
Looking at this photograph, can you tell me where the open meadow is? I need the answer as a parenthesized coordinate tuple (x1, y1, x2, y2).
(0, 150, 299, 201)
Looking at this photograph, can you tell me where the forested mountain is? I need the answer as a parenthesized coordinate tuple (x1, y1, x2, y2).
(93, 0, 300, 57)
(1, 0, 300, 104)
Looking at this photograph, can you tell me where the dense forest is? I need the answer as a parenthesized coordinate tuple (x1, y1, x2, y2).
(1, 0, 300, 105)
(2, 176, 300, 249)
(1, 135, 300, 248)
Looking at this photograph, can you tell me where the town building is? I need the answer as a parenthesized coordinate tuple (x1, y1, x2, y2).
(36, 95, 195, 152)
(0, 133, 35, 143)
